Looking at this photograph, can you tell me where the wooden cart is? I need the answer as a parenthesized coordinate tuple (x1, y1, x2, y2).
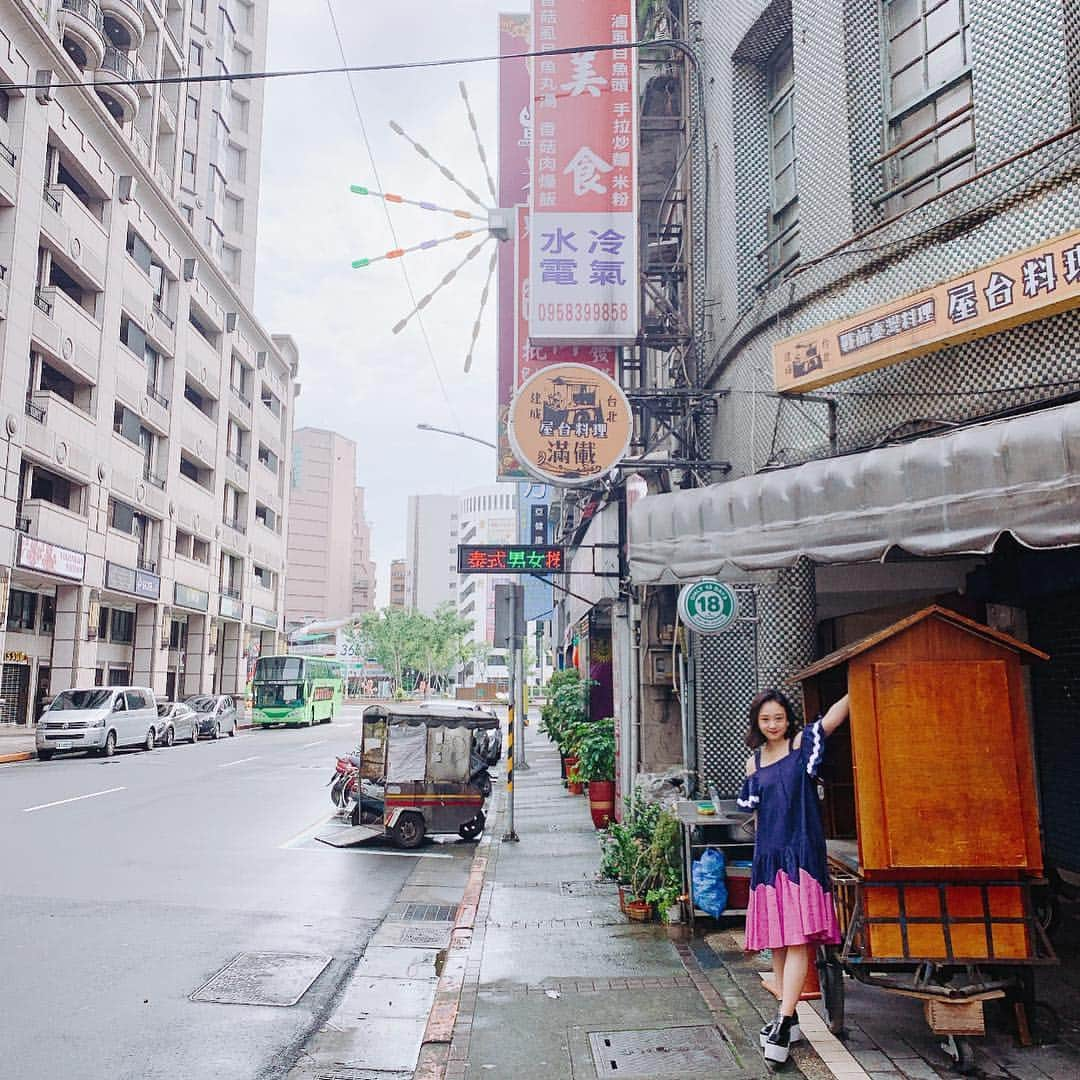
(792, 606, 1057, 1073)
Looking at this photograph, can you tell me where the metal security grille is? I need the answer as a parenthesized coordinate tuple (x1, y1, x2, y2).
(0, 664, 28, 725)
(588, 1026, 747, 1078)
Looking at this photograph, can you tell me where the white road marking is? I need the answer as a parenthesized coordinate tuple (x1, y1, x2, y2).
(301, 740, 327, 749)
(217, 755, 259, 768)
(23, 787, 125, 813)
(279, 812, 338, 849)
(299, 843, 454, 859)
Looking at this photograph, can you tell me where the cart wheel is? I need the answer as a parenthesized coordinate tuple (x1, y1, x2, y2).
(458, 812, 485, 840)
(942, 1035, 976, 1074)
(817, 947, 845, 1036)
(391, 812, 425, 849)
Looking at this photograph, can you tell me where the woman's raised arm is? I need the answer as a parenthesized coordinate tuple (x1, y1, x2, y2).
(820, 693, 850, 737)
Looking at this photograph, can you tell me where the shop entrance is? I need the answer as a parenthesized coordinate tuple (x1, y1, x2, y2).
(1, 663, 30, 725)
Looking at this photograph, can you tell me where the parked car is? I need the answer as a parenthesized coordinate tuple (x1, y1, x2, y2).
(184, 695, 238, 739)
(155, 702, 200, 746)
(36, 686, 158, 760)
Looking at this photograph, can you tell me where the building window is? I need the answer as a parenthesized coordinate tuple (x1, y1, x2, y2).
(29, 466, 78, 512)
(257, 444, 278, 473)
(7, 590, 38, 631)
(40, 595, 56, 635)
(189, 308, 216, 345)
(110, 609, 135, 645)
(255, 503, 277, 531)
(184, 379, 214, 416)
(882, 0, 974, 211)
(120, 313, 147, 357)
(181, 150, 196, 184)
(186, 94, 199, 122)
(189, 41, 203, 69)
(113, 403, 141, 445)
(126, 229, 153, 275)
(765, 43, 799, 276)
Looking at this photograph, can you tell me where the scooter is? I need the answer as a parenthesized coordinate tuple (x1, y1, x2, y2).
(328, 751, 360, 811)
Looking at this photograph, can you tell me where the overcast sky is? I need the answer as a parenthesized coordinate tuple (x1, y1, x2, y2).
(255, 2, 514, 605)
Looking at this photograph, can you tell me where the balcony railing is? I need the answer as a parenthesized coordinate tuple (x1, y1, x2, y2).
(61, 0, 105, 34)
(146, 382, 170, 409)
(225, 449, 249, 470)
(25, 397, 47, 423)
(230, 384, 252, 408)
(152, 302, 174, 329)
(142, 463, 166, 490)
(137, 556, 157, 574)
(222, 514, 247, 535)
(101, 47, 136, 81)
(0, 140, 14, 167)
(221, 585, 242, 600)
(42, 185, 61, 213)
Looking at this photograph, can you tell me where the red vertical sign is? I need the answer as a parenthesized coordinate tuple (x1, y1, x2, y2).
(528, 0, 638, 344)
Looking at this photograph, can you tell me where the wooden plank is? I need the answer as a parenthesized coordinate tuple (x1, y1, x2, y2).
(873, 659, 1028, 870)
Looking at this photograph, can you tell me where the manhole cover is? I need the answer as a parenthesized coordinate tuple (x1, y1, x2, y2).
(560, 880, 619, 897)
(588, 1026, 740, 1078)
(399, 926, 450, 946)
(191, 951, 331, 1006)
(401, 903, 456, 922)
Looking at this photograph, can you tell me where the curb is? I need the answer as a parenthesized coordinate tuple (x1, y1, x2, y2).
(0, 750, 34, 764)
(413, 821, 495, 1079)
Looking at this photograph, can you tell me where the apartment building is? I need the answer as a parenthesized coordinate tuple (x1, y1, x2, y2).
(284, 427, 359, 628)
(350, 485, 375, 616)
(404, 493, 458, 615)
(456, 483, 517, 662)
(0, 0, 294, 725)
(388, 558, 406, 609)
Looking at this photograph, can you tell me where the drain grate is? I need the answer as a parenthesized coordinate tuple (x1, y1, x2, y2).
(588, 1026, 741, 1078)
(401, 903, 456, 922)
(398, 925, 450, 946)
(560, 880, 619, 897)
(191, 951, 331, 1007)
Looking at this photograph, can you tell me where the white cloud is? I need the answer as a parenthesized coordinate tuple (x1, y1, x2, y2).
(256, 1, 515, 605)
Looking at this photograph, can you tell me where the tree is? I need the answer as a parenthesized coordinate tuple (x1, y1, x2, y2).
(356, 608, 422, 693)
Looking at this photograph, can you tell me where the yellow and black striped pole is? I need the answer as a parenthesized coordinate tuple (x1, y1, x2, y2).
(502, 584, 520, 842)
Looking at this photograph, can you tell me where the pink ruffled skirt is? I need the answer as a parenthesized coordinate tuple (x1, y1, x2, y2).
(744, 867, 841, 952)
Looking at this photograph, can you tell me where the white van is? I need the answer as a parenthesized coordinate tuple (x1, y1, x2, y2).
(36, 686, 158, 760)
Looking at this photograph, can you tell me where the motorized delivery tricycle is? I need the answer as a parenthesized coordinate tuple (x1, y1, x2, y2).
(344, 702, 501, 848)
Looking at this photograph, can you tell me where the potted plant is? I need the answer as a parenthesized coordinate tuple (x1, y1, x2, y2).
(623, 807, 683, 923)
(599, 821, 640, 913)
(539, 669, 590, 782)
(577, 718, 615, 827)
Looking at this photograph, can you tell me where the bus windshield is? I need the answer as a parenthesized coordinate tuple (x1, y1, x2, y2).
(254, 657, 304, 682)
(255, 682, 304, 707)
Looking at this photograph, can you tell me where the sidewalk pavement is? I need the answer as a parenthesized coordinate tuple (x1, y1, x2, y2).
(415, 725, 1080, 1080)
(0, 728, 35, 763)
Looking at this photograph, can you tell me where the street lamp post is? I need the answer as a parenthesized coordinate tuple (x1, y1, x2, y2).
(415, 423, 497, 450)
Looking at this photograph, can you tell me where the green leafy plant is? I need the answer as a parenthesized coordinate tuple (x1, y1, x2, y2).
(576, 717, 615, 782)
(599, 822, 640, 885)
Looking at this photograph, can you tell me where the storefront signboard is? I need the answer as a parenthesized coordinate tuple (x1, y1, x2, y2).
(528, 0, 638, 345)
(18, 536, 85, 581)
(677, 580, 740, 635)
(219, 595, 243, 621)
(508, 362, 633, 486)
(774, 226, 1080, 393)
(458, 544, 564, 574)
(105, 561, 160, 600)
(174, 583, 209, 612)
(251, 605, 277, 629)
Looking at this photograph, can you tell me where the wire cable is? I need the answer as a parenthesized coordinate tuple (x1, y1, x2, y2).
(323, 0, 461, 426)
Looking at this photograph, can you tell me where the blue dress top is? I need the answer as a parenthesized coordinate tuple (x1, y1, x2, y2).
(736, 718, 831, 894)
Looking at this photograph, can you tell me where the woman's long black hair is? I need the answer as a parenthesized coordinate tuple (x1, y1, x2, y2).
(744, 688, 797, 750)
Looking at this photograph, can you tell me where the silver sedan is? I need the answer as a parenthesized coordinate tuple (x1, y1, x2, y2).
(155, 702, 200, 746)
(184, 695, 238, 739)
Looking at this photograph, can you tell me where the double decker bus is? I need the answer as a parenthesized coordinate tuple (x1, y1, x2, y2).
(250, 655, 344, 727)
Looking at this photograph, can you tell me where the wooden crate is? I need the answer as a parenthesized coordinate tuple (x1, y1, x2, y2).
(924, 998, 986, 1035)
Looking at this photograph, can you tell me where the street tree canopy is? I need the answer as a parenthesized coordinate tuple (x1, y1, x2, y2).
(355, 603, 475, 693)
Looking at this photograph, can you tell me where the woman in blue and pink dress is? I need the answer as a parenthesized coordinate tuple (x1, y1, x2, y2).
(737, 689, 850, 1066)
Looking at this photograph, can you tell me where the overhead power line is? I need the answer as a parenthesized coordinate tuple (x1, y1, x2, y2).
(4, 39, 662, 93)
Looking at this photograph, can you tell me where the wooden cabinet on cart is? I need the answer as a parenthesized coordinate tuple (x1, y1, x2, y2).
(794, 604, 1049, 964)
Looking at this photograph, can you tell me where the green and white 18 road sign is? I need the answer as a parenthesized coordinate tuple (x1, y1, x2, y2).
(677, 579, 740, 634)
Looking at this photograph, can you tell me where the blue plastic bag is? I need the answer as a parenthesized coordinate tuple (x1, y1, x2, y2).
(692, 847, 728, 918)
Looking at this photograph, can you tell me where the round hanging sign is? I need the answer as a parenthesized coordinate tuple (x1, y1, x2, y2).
(508, 362, 632, 487)
(678, 579, 740, 634)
